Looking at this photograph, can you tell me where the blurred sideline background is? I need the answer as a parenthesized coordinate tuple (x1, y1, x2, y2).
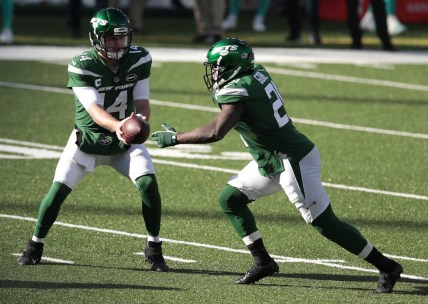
(3, 0, 428, 50)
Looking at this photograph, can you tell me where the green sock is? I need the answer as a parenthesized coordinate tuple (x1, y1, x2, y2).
(384, 0, 395, 15)
(312, 205, 368, 255)
(136, 174, 162, 237)
(255, 0, 271, 17)
(228, 0, 241, 15)
(1, 0, 14, 30)
(218, 185, 257, 238)
(33, 182, 72, 238)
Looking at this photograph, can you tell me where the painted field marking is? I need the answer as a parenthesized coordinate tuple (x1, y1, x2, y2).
(134, 252, 197, 263)
(151, 159, 428, 201)
(385, 254, 428, 263)
(266, 67, 428, 92)
(11, 253, 75, 264)
(1, 81, 427, 140)
(1, 138, 427, 201)
(2, 214, 427, 282)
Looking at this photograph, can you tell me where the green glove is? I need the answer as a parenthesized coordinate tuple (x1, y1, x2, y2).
(151, 122, 178, 148)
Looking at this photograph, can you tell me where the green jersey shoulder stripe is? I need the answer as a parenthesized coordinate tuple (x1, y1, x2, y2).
(127, 52, 152, 72)
(67, 64, 103, 77)
(217, 86, 249, 97)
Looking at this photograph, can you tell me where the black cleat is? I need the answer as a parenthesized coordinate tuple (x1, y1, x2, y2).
(17, 240, 44, 266)
(143, 241, 169, 272)
(375, 261, 403, 293)
(235, 259, 279, 284)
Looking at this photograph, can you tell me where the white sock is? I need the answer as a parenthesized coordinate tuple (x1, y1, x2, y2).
(147, 235, 160, 243)
(32, 236, 44, 243)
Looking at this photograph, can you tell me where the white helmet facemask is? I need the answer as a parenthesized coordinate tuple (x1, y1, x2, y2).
(100, 31, 130, 60)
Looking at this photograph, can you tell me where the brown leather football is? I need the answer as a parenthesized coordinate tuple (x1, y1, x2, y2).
(121, 116, 150, 144)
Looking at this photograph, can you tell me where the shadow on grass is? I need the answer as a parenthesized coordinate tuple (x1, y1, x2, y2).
(9, 262, 428, 295)
(250, 273, 428, 296)
(0, 279, 181, 291)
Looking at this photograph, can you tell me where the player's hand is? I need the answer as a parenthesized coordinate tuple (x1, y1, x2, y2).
(116, 112, 135, 144)
(151, 122, 178, 148)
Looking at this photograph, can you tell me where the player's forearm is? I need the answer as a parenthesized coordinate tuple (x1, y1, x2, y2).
(177, 125, 224, 144)
(88, 104, 120, 133)
(135, 99, 151, 121)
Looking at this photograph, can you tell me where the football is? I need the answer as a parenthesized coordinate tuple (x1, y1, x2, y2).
(121, 116, 150, 144)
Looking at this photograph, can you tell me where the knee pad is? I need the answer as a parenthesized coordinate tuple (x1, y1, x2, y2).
(218, 184, 250, 213)
(136, 174, 158, 195)
(311, 204, 339, 231)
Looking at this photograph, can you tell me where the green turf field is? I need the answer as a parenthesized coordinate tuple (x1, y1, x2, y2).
(1, 9, 428, 302)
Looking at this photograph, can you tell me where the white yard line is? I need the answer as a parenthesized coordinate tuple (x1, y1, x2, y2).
(11, 253, 75, 264)
(385, 254, 428, 263)
(1, 138, 427, 201)
(1, 81, 427, 140)
(2, 214, 427, 281)
(266, 67, 428, 92)
(151, 159, 428, 201)
(134, 253, 197, 263)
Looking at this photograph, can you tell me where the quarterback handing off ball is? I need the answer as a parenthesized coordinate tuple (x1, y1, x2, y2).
(121, 116, 150, 144)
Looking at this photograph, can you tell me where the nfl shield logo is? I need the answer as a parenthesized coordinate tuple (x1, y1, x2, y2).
(114, 77, 120, 83)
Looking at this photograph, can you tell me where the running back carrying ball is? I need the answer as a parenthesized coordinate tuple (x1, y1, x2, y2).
(121, 116, 150, 144)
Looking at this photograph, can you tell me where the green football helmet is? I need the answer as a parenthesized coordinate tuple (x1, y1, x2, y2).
(89, 7, 133, 60)
(203, 38, 254, 91)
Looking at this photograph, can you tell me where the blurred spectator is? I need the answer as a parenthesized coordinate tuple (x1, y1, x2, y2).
(305, 0, 321, 44)
(172, 0, 186, 10)
(67, 0, 82, 38)
(68, 0, 111, 38)
(346, 0, 395, 51)
(97, 0, 109, 10)
(108, 1, 145, 34)
(222, 0, 271, 32)
(129, 0, 146, 34)
(193, 0, 225, 44)
(284, 0, 301, 43)
(285, 0, 322, 45)
(360, 0, 407, 36)
(0, 0, 14, 44)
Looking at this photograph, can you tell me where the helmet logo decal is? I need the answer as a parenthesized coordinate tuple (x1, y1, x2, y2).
(90, 17, 108, 29)
(211, 44, 239, 55)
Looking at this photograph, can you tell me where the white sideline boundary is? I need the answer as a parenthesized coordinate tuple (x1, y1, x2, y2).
(2, 213, 427, 282)
(1, 45, 428, 65)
